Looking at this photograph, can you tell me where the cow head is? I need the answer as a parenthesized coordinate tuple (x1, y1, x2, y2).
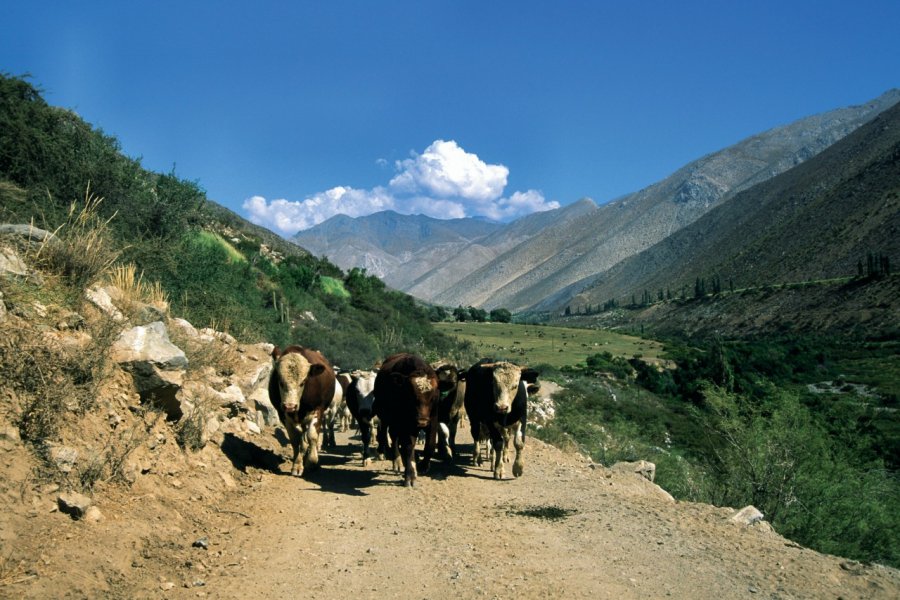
(350, 371, 377, 418)
(391, 369, 436, 427)
(434, 363, 459, 394)
(274, 352, 325, 414)
(490, 362, 523, 415)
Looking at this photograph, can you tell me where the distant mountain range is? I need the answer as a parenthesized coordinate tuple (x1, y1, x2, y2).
(547, 94, 900, 321)
(293, 89, 900, 313)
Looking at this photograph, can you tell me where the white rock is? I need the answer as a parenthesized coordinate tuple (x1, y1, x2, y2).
(731, 505, 765, 526)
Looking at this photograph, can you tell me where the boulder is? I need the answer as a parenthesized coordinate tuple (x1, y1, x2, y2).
(0, 246, 28, 277)
(112, 322, 188, 419)
(85, 285, 126, 322)
(248, 387, 280, 427)
(57, 491, 92, 519)
(611, 460, 656, 482)
(111, 321, 187, 369)
(731, 505, 765, 526)
(48, 444, 79, 473)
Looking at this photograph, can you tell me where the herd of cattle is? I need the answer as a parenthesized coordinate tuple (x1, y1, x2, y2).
(267, 346, 539, 487)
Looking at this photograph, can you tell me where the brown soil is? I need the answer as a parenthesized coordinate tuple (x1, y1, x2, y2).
(3, 421, 899, 600)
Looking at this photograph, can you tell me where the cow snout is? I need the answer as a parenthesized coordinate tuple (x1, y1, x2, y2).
(283, 402, 299, 414)
(494, 402, 511, 415)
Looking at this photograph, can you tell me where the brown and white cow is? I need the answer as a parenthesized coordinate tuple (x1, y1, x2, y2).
(268, 346, 336, 477)
(373, 353, 439, 487)
(464, 359, 538, 479)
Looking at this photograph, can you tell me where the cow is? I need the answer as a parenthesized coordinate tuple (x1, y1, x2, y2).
(464, 359, 539, 480)
(373, 353, 439, 487)
(335, 371, 354, 431)
(268, 346, 336, 477)
(345, 370, 377, 465)
(432, 362, 467, 460)
(320, 377, 343, 450)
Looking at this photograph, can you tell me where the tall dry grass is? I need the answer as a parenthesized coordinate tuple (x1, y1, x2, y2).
(32, 185, 120, 290)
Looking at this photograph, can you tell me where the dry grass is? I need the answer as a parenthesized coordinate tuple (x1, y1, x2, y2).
(105, 263, 169, 318)
(0, 552, 28, 588)
(31, 185, 120, 290)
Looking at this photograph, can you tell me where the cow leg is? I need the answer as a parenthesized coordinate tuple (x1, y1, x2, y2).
(375, 420, 389, 461)
(390, 430, 403, 474)
(399, 434, 418, 487)
(359, 419, 372, 466)
(492, 428, 511, 480)
(438, 422, 451, 459)
(304, 414, 320, 472)
(470, 421, 483, 466)
(448, 414, 460, 460)
(512, 423, 525, 477)
(285, 416, 304, 477)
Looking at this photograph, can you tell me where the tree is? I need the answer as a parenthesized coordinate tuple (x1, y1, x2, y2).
(453, 306, 469, 322)
(468, 306, 488, 322)
(490, 308, 512, 323)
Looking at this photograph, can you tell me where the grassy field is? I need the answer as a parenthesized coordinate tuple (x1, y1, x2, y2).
(434, 322, 665, 368)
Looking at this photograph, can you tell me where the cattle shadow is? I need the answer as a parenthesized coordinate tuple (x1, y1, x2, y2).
(220, 432, 285, 474)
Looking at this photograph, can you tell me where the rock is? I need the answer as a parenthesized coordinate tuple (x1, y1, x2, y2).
(84, 506, 103, 522)
(731, 505, 765, 526)
(169, 317, 199, 338)
(0, 426, 21, 443)
(85, 285, 126, 322)
(249, 388, 280, 427)
(192, 537, 209, 550)
(113, 322, 188, 419)
(0, 224, 59, 246)
(0, 245, 29, 277)
(611, 460, 656, 482)
(236, 361, 273, 395)
(199, 328, 236, 345)
(245, 420, 261, 435)
(112, 321, 188, 370)
(57, 492, 92, 519)
(48, 445, 79, 473)
(0, 291, 6, 322)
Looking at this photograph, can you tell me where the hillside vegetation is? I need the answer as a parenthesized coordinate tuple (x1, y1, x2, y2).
(0, 73, 469, 368)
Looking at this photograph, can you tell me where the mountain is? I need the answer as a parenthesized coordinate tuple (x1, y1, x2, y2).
(540, 95, 900, 336)
(436, 89, 900, 311)
(293, 211, 501, 290)
(290, 89, 900, 312)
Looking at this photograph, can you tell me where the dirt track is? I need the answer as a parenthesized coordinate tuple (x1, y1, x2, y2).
(6, 421, 900, 600)
(153, 428, 900, 599)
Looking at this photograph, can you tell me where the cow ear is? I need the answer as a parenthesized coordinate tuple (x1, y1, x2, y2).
(272, 346, 282, 360)
(309, 364, 326, 376)
(521, 368, 539, 384)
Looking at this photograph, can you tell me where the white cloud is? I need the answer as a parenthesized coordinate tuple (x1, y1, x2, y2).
(243, 186, 395, 234)
(243, 140, 559, 235)
(389, 140, 508, 201)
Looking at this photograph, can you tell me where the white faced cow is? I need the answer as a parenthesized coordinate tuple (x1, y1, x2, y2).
(345, 370, 377, 465)
(464, 359, 538, 480)
(268, 346, 336, 477)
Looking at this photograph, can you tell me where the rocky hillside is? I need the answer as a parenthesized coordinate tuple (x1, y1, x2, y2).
(544, 93, 900, 329)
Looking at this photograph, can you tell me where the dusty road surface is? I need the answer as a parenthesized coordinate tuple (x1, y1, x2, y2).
(6, 424, 900, 600)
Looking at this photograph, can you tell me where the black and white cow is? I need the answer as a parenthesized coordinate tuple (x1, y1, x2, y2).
(345, 370, 377, 465)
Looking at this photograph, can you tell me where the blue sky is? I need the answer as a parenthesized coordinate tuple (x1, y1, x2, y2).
(3, 1, 898, 234)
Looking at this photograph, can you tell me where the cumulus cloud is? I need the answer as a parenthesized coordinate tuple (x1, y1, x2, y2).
(243, 140, 559, 235)
(389, 140, 508, 201)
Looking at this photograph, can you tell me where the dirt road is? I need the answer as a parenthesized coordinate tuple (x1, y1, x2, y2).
(160, 428, 899, 600)
(6, 421, 900, 599)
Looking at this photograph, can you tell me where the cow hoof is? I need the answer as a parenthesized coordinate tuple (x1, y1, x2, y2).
(494, 470, 503, 480)
(291, 468, 303, 477)
(513, 465, 523, 478)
